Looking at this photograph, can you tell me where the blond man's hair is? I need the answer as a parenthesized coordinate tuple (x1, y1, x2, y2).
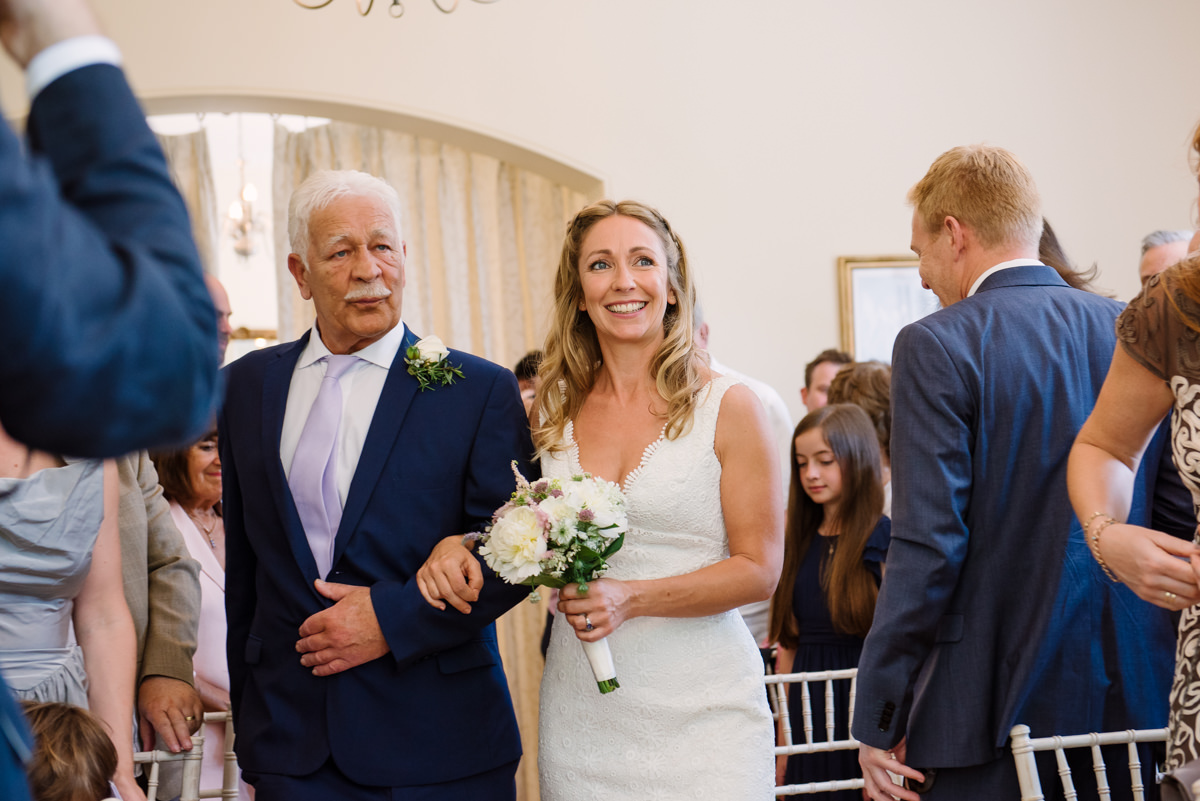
(909, 144, 1043, 251)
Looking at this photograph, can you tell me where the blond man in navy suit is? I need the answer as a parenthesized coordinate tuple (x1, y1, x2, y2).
(853, 146, 1175, 801)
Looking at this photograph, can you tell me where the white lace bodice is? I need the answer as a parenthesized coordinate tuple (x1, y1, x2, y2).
(556, 377, 733, 582)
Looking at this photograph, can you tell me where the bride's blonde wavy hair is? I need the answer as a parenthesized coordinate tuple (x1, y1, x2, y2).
(533, 200, 706, 457)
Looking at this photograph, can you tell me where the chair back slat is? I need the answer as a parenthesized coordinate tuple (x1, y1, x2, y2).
(768, 669, 865, 796)
(198, 711, 241, 799)
(133, 733, 205, 801)
(1009, 724, 1168, 801)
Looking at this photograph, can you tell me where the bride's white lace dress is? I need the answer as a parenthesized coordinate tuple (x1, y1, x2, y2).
(538, 376, 774, 800)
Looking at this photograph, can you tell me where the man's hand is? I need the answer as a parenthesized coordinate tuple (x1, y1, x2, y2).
(859, 740, 924, 801)
(0, 0, 102, 69)
(137, 675, 203, 753)
(296, 580, 390, 676)
(415, 535, 482, 614)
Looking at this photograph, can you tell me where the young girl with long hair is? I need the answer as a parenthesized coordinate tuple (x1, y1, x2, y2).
(768, 404, 891, 798)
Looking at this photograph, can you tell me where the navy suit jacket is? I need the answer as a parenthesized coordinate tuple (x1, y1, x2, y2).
(0, 63, 220, 801)
(851, 266, 1177, 769)
(0, 65, 219, 457)
(220, 327, 533, 787)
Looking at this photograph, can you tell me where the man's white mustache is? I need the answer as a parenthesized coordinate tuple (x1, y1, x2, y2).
(344, 283, 393, 301)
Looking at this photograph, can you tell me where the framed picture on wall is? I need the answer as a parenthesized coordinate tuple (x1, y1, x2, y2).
(837, 255, 939, 362)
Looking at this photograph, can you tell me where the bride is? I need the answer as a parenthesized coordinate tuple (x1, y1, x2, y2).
(419, 199, 782, 799)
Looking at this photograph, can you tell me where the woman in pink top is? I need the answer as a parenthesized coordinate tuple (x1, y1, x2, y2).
(152, 430, 251, 800)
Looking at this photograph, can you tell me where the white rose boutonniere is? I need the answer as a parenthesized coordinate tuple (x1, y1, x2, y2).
(405, 334, 464, 391)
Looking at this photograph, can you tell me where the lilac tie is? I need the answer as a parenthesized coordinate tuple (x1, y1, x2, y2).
(289, 354, 359, 578)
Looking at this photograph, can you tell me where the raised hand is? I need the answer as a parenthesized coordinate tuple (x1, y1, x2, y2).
(0, 0, 102, 68)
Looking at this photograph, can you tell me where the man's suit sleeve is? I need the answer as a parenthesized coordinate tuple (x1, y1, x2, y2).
(135, 452, 201, 684)
(371, 367, 533, 669)
(852, 322, 975, 748)
(0, 64, 219, 458)
(219, 400, 254, 718)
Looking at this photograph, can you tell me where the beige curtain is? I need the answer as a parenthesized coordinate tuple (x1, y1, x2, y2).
(156, 128, 219, 275)
(273, 121, 589, 801)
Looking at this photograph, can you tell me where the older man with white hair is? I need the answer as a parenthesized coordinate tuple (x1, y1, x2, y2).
(1139, 229, 1193, 284)
(220, 170, 532, 800)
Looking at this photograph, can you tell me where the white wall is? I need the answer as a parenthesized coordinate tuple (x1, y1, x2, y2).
(5, 0, 1199, 424)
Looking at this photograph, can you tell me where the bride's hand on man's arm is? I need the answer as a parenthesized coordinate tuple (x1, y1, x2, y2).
(416, 536, 482, 614)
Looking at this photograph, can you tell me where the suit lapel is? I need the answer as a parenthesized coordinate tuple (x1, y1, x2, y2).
(261, 332, 323, 585)
(331, 327, 422, 569)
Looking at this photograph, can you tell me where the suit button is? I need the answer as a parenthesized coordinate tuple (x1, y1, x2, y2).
(878, 700, 896, 731)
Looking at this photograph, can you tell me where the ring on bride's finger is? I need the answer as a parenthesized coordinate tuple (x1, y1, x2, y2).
(1166, 591, 1179, 601)
(585, 614, 594, 632)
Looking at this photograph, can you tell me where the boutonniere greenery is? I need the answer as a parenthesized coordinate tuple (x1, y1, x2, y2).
(405, 334, 464, 391)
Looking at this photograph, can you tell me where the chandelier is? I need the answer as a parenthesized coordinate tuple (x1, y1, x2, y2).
(225, 117, 262, 259)
(292, 0, 500, 18)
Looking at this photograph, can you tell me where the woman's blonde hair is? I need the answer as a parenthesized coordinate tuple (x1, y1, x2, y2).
(532, 200, 704, 456)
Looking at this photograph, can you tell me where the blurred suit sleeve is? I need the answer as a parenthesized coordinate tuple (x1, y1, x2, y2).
(0, 62, 219, 457)
(118, 452, 200, 686)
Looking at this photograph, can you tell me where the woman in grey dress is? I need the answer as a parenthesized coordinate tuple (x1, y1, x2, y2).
(0, 423, 143, 800)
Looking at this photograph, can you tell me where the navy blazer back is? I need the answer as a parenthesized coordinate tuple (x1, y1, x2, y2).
(852, 266, 1176, 767)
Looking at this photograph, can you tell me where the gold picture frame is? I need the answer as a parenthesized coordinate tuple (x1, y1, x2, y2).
(837, 255, 938, 361)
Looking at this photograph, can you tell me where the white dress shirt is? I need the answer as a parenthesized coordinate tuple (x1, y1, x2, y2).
(967, 258, 1044, 298)
(280, 321, 407, 507)
(26, 36, 121, 99)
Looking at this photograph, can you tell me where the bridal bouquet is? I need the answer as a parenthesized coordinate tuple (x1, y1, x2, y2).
(470, 462, 627, 693)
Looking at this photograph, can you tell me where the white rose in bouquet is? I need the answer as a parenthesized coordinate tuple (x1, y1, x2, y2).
(478, 505, 547, 583)
(536, 495, 578, 544)
(472, 463, 628, 693)
(564, 477, 627, 532)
